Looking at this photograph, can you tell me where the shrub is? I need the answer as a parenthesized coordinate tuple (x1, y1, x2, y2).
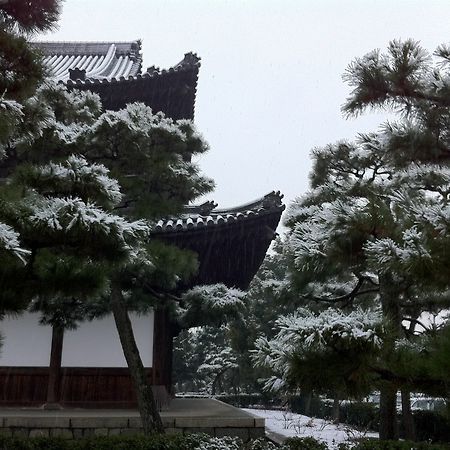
(289, 398, 379, 432)
(282, 437, 328, 450)
(289, 396, 331, 418)
(0, 434, 287, 450)
(412, 410, 450, 443)
(0, 434, 244, 450)
(217, 393, 281, 409)
(195, 435, 242, 450)
(247, 438, 278, 450)
(351, 438, 450, 450)
(340, 402, 379, 431)
(70, 433, 204, 450)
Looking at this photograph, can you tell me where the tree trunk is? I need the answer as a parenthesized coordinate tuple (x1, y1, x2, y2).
(211, 376, 217, 396)
(379, 384, 398, 440)
(332, 394, 340, 423)
(299, 388, 312, 415)
(401, 389, 416, 441)
(379, 273, 402, 440)
(110, 281, 164, 434)
(45, 325, 64, 408)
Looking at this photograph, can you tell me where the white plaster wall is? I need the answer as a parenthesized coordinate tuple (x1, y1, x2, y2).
(0, 311, 154, 368)
(62, 312, 154, 367)
(0, 312, 52, 366)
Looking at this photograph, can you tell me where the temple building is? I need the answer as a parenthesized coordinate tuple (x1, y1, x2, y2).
(0, 41, 284, 407)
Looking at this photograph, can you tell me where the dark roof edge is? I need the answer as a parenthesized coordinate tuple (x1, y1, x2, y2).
(152, 191, 285, 234)
(64, 52, 200, 87)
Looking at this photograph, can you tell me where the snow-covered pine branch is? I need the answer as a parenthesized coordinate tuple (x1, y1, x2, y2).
(364, 228, 432, 275)
(286, 197, 371, 275)
(12, 83, 102, 151)
(26, 195, 148, 248)
(0, 221, 29, 262)
(20, 154, 123, 206)
(178, 283, 245, 328)
(253, 307, 383, 392)
(0, 97, 24, 158)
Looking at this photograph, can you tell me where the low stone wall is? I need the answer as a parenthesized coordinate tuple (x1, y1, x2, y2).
(0, 416, 265, 442)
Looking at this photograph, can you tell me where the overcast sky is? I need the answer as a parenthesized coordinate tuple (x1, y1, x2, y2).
(42, 0, 450, 213)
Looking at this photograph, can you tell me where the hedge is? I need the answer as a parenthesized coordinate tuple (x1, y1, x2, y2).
(0, 435, 449, 450)
(0, 434, 216, 450)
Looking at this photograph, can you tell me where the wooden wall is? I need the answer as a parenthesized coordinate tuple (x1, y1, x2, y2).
(0, 367, 157, 408)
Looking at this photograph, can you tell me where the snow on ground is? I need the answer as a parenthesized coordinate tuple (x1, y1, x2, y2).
(243, 408, 378, 449)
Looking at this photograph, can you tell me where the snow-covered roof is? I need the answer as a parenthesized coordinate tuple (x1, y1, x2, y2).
(32, 41, 142, 82)
(153, 191, 285, 233)
(32, 40, 201, 119)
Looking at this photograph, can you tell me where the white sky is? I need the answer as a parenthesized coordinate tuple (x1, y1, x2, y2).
(42, 0, 450, 212)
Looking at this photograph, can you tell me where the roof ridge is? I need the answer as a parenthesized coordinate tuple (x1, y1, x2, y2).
(214, 191, 284, 214)
(153, 192, 284, 233)
(65, 56, 199, 85)
(32, 40, 141, 44)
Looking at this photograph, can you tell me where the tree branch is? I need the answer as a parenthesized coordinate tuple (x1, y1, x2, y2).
(402, 316, 430, 332)
(306, 277, 379, 306)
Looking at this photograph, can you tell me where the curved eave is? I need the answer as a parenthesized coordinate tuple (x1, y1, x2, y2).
(66, 54, 200, 120)
(150, 207, 284, 290)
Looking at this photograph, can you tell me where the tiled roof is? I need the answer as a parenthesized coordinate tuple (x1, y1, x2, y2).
(64, 52, 200, 87)
(32, 40, 201, 119)
(32, 41, 142, 82)
(153, 191, 285, 233)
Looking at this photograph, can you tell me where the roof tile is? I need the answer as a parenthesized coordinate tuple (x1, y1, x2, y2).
(32, 41, 143, 82)
(152, 191, 285, 234)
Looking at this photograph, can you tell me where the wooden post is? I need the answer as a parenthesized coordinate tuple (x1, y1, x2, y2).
(152, 308, 174, 391)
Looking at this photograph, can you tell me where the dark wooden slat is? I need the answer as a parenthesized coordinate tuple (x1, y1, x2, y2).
(0, 367, 158, 408)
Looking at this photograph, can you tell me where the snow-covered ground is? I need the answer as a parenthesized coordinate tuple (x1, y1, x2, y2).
(244, 408, 378, 449)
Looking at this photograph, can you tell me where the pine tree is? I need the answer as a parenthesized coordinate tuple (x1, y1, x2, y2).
(173, 283, 246, 393)
(0, 0, 61, 101)
(75, 102, 217, 433)
(0, 3, 154, 416)
(1, 55, 240, 433)
(172, 245, 295, 396)
(174, 325, 239, 395)
(0, 0, 62, 315)
(1, 80, 219, 431)
(229, 242, 297, 395)
(1, 82, 149, 407)
(255, 40, 450, 441)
